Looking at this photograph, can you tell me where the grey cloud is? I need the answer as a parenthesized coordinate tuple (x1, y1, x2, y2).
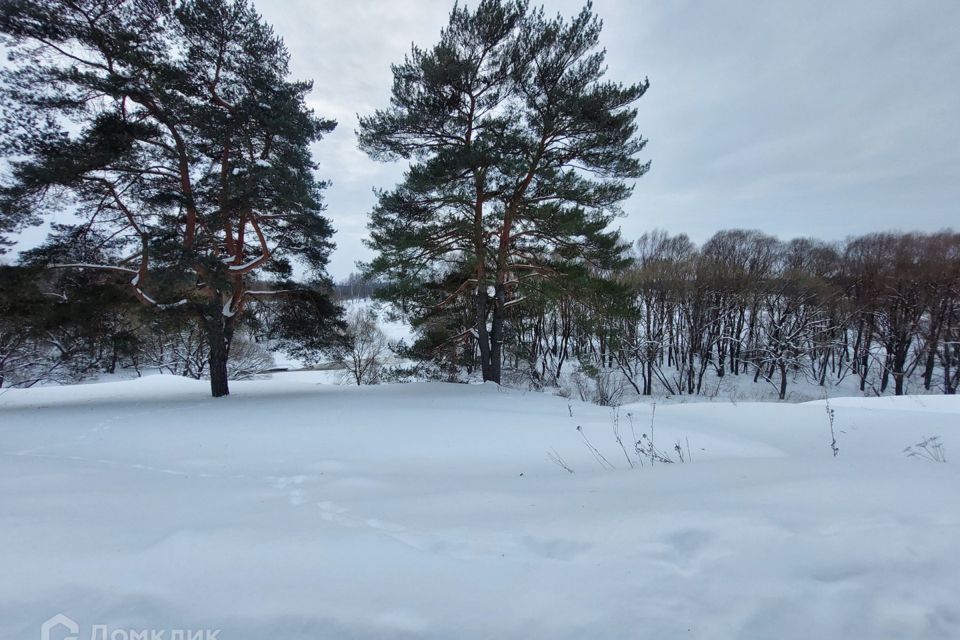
(14, 1, 955, 278)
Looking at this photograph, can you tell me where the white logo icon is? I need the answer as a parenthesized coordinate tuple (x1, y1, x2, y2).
(41, 614, 79, 640)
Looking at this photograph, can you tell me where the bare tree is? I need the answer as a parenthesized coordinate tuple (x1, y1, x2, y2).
(337, 309, 390, 386)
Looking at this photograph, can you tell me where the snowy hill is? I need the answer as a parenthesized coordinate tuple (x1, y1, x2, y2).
(1, 374, 958, 639)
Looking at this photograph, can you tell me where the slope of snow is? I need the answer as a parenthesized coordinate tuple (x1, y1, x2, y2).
(1, 375, 958, 639)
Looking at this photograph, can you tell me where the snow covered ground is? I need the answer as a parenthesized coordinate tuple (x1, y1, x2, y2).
(1, 374, 958, 639)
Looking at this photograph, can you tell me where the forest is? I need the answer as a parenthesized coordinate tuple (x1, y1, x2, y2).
(3, 227, 958, 402)
(485, 229, 960, 401)
(0, 0, 956, 403)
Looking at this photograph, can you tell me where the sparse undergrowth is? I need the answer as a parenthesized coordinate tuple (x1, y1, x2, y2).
(550, 402, 694, 473)
(904, 436, 948, 463)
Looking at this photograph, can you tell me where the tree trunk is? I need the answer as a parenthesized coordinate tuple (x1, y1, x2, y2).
(859, 322, 873, 391)
(487, 285, 505, 384)
(779, 362, 787, 400)
(922, 347, 937, 391)
(818, 349, 829, 386)
(892, 342, 909, 396)
(205, 314, 233, 398)
(475, 288, 494, 382)
(945, 350, 956, 395)
(880, 347, 892, 393)
(894, 371, 904, 396)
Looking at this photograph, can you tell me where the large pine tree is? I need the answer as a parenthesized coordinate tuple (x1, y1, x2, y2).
(0, 0, 341, 396)
(359, 0, 648, 383)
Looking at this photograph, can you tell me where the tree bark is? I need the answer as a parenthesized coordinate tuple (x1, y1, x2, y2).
(205, 313, 233, 398)
(487, 285, 505, 384)
(476, 288, 495, 383)
(779, 362, 787, 400)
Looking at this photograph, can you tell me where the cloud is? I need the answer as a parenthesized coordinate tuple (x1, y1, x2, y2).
(14, 1, 957, 277)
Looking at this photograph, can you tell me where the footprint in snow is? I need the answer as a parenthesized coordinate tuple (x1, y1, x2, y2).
(315, 501, 408, 538)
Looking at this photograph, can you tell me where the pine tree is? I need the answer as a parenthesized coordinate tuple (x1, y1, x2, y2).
(0, 0, 341, 396)
(358, 0, 648, 383)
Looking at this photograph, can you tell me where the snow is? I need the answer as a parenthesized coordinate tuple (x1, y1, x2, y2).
(50, 263, 138, 275)
(346, 298, 413, 346)
(135, 287, 157, 305)
(269, 298, 414, 372)
(1, 375, 958, 639)
(227, 257, 263, 272)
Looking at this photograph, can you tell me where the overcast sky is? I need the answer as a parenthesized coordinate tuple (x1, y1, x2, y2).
(10, 0, 959, 279)
(253, 0, 960, 279)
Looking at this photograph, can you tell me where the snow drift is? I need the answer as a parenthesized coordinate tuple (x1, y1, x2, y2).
(1, 374, 958, 639)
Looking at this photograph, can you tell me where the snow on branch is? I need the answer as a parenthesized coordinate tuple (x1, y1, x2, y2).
(49, 263, 138, 274)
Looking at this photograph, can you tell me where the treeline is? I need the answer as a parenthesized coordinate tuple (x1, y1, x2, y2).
(419, 229, 959, 401)
(7, 227, 956, 400)
(0, 227, 339, 388)
(0, 267, 331, 388)
(333, 273, 388, 302)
